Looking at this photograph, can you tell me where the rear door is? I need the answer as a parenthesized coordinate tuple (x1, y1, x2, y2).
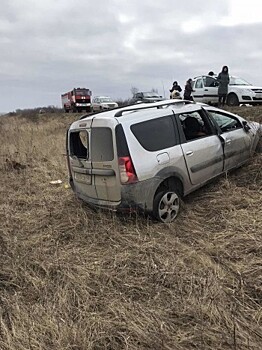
(90, 118, 121, 202)
(68, 118, 97, 198)
(177, 110, 224, 185)
(180, 137, 224, 185)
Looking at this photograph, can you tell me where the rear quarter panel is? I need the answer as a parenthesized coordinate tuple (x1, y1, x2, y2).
(122, 123, 192, 194)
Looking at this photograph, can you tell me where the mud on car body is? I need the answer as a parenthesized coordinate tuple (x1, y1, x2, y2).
(66, 100, 261, 223)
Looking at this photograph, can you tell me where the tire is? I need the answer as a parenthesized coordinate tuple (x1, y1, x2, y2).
(153, 190, 180, 223)
(227, 93, 239, 106)
(255, 137, 262, 153)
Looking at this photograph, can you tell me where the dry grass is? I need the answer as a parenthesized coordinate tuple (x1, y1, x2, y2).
(0, 107, 261, 350)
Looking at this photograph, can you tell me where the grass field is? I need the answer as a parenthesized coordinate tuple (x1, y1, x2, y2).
(0, 106, 261, 349)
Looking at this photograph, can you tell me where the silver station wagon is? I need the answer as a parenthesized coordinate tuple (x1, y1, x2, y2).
(66, 100, 261, 222)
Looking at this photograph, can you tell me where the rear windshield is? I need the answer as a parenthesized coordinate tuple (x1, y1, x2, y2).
(91, 127, 114, 161)
(131, 116, 177, 151)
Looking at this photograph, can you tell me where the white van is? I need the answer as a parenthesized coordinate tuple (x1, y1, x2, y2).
(66, 100, 261, 222)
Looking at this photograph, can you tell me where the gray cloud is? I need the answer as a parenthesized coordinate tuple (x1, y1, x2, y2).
(0, 0, 261, 111)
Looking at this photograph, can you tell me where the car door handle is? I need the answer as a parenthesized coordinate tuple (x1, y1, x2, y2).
(186, 151, 194, 156)
(225, 139, 232, 145)
(204, 89, 208, 91)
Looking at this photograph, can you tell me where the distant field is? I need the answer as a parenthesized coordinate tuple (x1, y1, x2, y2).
(0, 106, 261, 349)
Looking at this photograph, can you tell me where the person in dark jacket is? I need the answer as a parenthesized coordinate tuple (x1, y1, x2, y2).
(183, 78, 193, 101)
(170, 81, 182, 93)
(170, 81, 182, 99)
(217, 65, 230, 107)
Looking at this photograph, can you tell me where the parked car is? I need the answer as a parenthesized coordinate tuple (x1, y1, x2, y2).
(130, 91, 164, 104)
(192, 75, 262, 106)
(66, 100, 261, 223)
(91, 96, 118, 112)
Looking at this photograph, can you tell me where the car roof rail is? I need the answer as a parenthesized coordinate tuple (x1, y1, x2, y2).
(79, 114, 89, 120)
(78, 108, 109, 119)
(114, 100, 194, 118)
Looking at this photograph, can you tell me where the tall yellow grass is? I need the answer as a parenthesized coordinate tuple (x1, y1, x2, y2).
(0, 108, 261, 349)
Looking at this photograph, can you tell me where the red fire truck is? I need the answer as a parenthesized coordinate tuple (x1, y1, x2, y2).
(61, 88, 92, 113)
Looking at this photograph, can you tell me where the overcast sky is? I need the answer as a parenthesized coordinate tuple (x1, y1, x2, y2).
(1, 0, 262, 112)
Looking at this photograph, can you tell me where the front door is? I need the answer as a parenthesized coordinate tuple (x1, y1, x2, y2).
(202, 76, 219, 104)
(207, 110, 252, 170)
(192, 77, 205, 103)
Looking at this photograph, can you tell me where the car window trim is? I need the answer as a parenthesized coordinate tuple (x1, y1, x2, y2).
(130, 113, 180, 152)
(206, 109, 243, 134)
(174, 108, 218, 143)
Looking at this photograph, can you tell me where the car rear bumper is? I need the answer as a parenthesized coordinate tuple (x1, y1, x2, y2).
(71, 177, 159, 213)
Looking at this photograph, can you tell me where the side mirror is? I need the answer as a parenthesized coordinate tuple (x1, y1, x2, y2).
(243, 121, 251, 132)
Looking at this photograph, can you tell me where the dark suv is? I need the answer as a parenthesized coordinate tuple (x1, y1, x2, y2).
(130, 92, 164, 104)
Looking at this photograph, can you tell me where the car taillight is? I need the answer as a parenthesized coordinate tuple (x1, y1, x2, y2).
(118, 156, 138, 184)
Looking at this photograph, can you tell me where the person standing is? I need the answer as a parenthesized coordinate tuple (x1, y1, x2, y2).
(183, 78, 193, 101)
(217, 66, 230, 107)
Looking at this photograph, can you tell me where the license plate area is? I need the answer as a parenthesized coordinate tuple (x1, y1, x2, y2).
(74, 172, 92, 184)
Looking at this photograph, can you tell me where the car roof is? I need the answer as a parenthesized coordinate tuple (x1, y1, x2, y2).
(193, 74, 240, 80)
(70, 100, 204, 129)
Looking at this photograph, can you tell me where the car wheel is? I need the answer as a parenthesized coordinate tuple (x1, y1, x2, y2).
(153, 190, 180, 223)
(255, 137, 262, 153)
(227, 93, 239, 106)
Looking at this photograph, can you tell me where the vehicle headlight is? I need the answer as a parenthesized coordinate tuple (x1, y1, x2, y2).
(241, 89, 254, 95)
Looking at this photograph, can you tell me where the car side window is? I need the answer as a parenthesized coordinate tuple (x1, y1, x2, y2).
(179, 111, 213, 141)
(131, 116, 177, 151)
(195, 79, 203, 88)
(208, 111, 242, 132)
(203, 76, 218, 87)
(91, 127, 113, 161)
